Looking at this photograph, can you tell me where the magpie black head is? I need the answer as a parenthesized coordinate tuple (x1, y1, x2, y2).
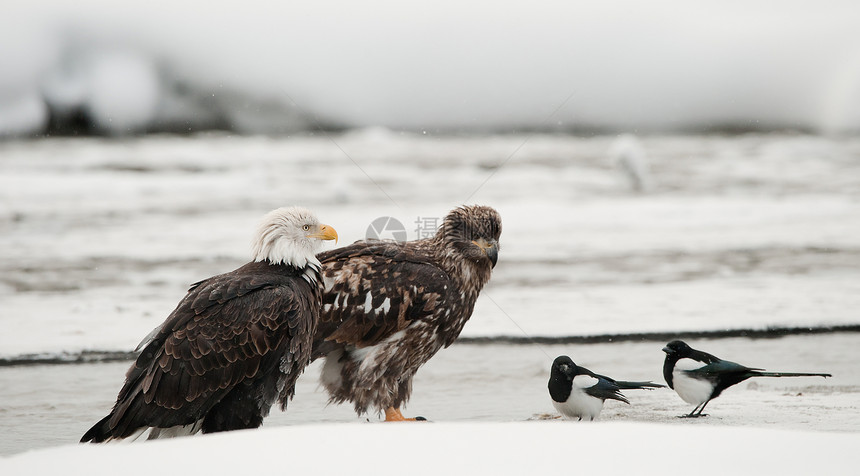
(662, 340, 692, 357)
(551, 355, 576, 380)
(549, 355, 578, 403)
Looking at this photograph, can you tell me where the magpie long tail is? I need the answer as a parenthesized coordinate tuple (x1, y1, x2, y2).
(615, 380, 666, 390)
(752, 371, 832, 378)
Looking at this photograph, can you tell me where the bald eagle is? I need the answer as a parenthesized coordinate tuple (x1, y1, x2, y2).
(313, 205, 501, 421)
(81, 207, 337, 442)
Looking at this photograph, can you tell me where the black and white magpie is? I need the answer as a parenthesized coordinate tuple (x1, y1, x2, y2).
(548, 355, 664, 421)
(662, 340, 832, 418)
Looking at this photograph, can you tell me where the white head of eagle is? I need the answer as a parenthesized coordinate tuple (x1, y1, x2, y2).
(251, 206, 338, 268)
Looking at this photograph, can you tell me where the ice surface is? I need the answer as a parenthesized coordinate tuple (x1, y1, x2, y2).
(3, 334, 857, 457)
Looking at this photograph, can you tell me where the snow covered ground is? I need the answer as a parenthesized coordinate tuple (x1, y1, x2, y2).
(3, 421, 859, 476)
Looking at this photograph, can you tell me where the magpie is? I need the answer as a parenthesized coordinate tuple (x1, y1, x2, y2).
(662, 340, 832, 418)
(548, 355, 664, 421)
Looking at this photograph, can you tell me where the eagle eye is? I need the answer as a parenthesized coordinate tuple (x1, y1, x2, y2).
(302, 224, 311, 231)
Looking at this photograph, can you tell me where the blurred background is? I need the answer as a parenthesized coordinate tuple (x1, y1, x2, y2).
(2, 1, 860, 136)
(1, 0, 860, 455)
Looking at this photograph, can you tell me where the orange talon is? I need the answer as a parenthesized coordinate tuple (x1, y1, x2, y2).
(384, 407, 426, 422)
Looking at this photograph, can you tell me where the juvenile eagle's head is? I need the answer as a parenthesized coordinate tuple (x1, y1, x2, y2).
(437, 205, 501, 269)
(252, 206, 338, 268)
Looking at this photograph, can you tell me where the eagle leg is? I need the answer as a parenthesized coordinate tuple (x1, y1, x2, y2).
(384, 407, 428, 422)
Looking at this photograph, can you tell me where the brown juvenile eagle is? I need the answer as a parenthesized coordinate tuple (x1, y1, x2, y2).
(313, 205, 501, 421)
(81, 206, 337, 442)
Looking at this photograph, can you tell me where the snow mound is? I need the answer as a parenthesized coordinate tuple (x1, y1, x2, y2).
(2, 422, 857, 475)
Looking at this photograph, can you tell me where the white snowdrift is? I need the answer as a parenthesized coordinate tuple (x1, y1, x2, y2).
(2, 422, 857, 475)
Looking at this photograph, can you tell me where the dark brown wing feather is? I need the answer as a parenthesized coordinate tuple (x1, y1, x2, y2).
(84, 261, 318, 441)
(313, 240, 453, 358)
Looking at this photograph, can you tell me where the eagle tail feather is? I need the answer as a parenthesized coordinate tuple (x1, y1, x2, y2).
(80, 414, 114, 443)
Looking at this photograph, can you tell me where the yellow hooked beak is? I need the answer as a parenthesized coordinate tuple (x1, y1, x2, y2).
(309, 224, 338, 243)
(471, 238, 499, 267)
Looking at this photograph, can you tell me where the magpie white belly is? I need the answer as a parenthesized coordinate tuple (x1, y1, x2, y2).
(672, 370, 714, 405)
(553, 387, 604, 421)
